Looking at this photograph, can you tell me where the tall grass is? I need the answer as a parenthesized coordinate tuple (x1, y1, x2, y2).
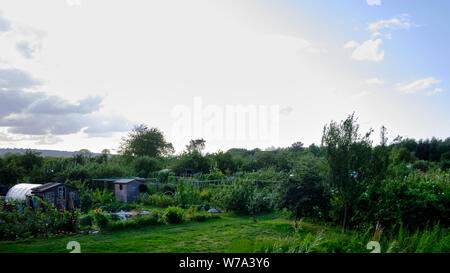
(228, 222, 449, 253)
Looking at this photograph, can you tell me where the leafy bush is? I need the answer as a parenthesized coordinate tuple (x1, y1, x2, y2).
(133, 156, 163, 178)
(162, 184, 177, 194)
(176, 182, 202, 207)
(98, 201, 135, 212)
(135, 193, 176, 207)
(105, 214, 161, 231)
(185, 206, 219, 222)
(412, 160, 429, 172)
(163, 206, 185, 224)
(353, 170, 450, 230)
(80, 193, 94, 213)
(94, 212, 109, 229)
(80, 215, 94, 227)
(228, 223, 449, 253)
(217, 179, 253, 214)
(0, 200, 80, 240)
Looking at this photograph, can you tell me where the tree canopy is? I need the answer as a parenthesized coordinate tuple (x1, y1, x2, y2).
(119, 124, 174, 159)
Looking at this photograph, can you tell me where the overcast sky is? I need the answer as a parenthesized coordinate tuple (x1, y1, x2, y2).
(0, 0, 449, 154)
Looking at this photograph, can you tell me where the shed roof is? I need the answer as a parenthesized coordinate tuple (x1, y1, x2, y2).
(5, 183, 42, 202)
(31, 182, 61, 192)
(31, 183, 78, 193)
(93, 177, 146, 182)
(114, 179, 144, 184)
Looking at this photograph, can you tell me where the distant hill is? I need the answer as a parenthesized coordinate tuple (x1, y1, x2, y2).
(0, 148, 101, 157)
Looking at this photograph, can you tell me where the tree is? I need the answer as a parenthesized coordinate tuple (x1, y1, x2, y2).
(380, 125, 388, 146)
(289, 141, 305, 152)
(255, 151, 276, 169)
(213, 151, 236, 173)
(97, 149, 111, 164)
(119, 124, 174, 159)
(171, 151, 212, 174)
(275, 155, 330, 221)
(21, 149, 43, 173)
(133, 156, 163, 177)
(247, 188, 267, 222)
(186, 139, 206, 154)
(78, 149, 92, 157)
(321, 113, 372, 233)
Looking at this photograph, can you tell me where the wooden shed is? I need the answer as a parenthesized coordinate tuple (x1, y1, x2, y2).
(114, 178, 148, 203)
(31, 183, 79, 211)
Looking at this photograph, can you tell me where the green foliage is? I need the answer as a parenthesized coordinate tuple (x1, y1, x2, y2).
(163, 206, 185, 224)
(80, 193, 93, 213)
(216, 179, 270, 215)
(217, 180, 253, 214)
(132, 156, 163, 177)
(412, 160, 429, 172)
(247, 188, 268, 221)
(135, 193, 176, 207)
(176, 182, 202, 207)
(321, 113, 373, 232)
(185, 206, 220, 222)
(105, 213, 161, 231)
(353, 170, 450, 230)
(99, 202, 135, 213)
(0, 200, 80, 240)
(212, 151, 237, 173)
(119, 124, 174, 159)
(94, 213, 109, 229)
(1, 121, 449, 251)
(171, 151, 212, 174)
(80, 214, 94, 227)
(229, 222, 449, 253)
(275, 156, 331, 220)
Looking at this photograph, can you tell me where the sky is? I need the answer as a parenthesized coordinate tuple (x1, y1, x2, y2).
(0, 0, 449, 154)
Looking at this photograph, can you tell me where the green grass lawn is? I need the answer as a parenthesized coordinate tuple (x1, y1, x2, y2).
(0, 213, 322, 253)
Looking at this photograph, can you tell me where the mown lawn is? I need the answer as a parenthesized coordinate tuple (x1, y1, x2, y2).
(0, 213, 327, 253)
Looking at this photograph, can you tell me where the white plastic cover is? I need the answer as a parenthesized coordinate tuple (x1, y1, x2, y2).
(5, 183, 42, 202)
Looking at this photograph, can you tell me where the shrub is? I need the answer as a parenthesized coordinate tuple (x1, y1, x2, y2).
(105, 213, 161, 231)
(0, 201, 80, 240)
(80, 215, 94, 227)
(94, 212, 109, 229)
(189, 214, 206, 222)
(99, 201, 135, 212)
(163, 206, 185, 224)
(353, 170, 450, 230)
(163, 184, 177, 194)
(412, 160, 429, 172)
(176, 182, 202, 207)
(217, 179, 253, 214)
(136, 193, 176, 207)
(80, 193, 94, 213)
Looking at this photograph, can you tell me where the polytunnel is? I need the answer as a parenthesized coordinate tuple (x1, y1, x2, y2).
(5, 183, 42, 202)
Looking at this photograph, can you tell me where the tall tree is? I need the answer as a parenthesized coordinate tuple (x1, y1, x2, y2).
(321, 113, 372, 233)
(289, 141, 305, 152)
(186, 139, 206, 154)
(119, 124, 174, 159)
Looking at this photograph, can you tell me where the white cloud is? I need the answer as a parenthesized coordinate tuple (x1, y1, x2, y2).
(396, 77, 442, 94)
(345, 15, 415, 62)
(345, 39, 384, 62)
(66, 0, 81, 7)
(366, 78, 384, 85)
(425, 88, 444, 96)
(366, 0, 381, 6)
(344, 40, 359, 49)
(368, 14, 413, 32)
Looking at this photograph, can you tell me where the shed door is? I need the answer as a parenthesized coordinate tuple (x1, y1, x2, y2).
(58, 186, 66, 210)
(69, 191, 78, 209)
